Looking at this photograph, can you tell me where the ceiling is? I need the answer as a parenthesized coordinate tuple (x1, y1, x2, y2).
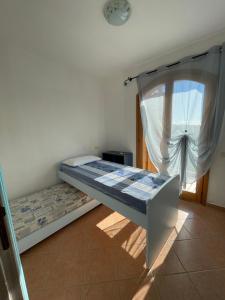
(2, 0, 225, 76)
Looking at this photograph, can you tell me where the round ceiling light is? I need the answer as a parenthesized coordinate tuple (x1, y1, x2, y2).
(103, 0, 131, 26)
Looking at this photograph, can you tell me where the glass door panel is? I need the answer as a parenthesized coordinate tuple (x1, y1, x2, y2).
(171, 80, 205, 199)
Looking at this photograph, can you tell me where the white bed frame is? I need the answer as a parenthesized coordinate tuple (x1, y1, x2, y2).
(58, 170, 179, 269)
(18, 199, 100, 253)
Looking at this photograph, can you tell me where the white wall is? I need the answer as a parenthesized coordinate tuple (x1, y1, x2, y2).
(0, 45, 106, 199)
(103, 73, 137, 165)
(207, 120, 225, 208)
(103, 31, 225, 208)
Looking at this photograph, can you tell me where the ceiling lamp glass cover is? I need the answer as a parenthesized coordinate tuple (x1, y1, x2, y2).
(104, 0, 131, 26)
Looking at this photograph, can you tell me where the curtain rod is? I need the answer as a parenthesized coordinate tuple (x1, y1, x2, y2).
(123, 46, 223, 86)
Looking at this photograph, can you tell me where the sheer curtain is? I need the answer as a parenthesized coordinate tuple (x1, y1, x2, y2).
(137, 44, 225, 188)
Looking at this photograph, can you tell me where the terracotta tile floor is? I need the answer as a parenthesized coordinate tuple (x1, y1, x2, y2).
(21, 200, 225, 300)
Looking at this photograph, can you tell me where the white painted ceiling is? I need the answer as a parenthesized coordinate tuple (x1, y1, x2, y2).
(2, 0, 225, 75)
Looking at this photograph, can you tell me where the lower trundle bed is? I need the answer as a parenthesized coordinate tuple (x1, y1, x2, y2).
(58, 158, 180, 269)
(10, 183, 100, 253)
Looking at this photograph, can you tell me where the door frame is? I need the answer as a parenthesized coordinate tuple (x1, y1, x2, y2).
(0, 168, 29, 299)
(136, 95, 209, 204)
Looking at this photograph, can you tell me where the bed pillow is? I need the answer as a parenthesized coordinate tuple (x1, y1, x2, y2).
(62, 155, 101, 167)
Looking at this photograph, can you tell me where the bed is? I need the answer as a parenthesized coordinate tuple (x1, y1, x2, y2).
(58, 158, 179, 269)
(10, 183, 100, 253)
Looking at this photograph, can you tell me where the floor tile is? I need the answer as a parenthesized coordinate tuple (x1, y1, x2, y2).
(152, 249, 185, 276)
(179, 200, 225, 225)
(46, 251, 89, 288)
(28, 287, 66, 300)
(203, 213, 225, 237)
(189, 268, 225, 300)
(83, 282, 120, 300)
(21, 202, 225, 299)
(169, 217, 192, 241)
(86, 219, 146, 250)
(114, 244, 147, 280)
(64, 285, 86, 300)
(183, 217, 214, 239)
(174, 236, 225, 272)
(80, 205, 113, 228)
(176, 226, 193, 240)
(177, 207, 190, 220)
(178, 201, 199, 219)
(85, 247, 117, 284)
(118, 276, 160, 300)
(22, 250, 59, 291)
(95, 210, 128, 231)
(112, 223, 146, 247)
(156, 273, 201, 300)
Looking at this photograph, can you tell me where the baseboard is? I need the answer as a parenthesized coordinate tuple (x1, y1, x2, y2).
(207, 202, 225, 211)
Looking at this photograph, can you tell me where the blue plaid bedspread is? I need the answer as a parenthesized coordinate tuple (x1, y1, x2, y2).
(60, 160, 169, 214)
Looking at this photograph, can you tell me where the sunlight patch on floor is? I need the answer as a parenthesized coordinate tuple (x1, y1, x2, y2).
(97, 208, 189, 267)
(121, 235, 146, 258)
(96, 211, 130, 237)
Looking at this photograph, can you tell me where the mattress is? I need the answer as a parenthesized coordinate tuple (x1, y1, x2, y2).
(60, 160, 169, 214)
(10, 183, 93, 240)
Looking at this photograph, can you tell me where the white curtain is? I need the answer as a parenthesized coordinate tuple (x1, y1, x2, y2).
(137, 44, 225, 187)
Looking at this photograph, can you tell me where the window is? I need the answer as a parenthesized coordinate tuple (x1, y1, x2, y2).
(137, 71, 213, 202)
